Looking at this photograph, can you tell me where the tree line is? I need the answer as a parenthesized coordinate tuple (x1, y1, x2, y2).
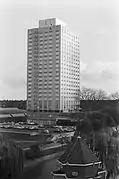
(76, 87, 119, 101)
(0, 87, 118, 111)
(0, 100, 27, 110)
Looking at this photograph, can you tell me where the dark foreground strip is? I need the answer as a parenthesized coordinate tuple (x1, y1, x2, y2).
(24, 151, 64, 168)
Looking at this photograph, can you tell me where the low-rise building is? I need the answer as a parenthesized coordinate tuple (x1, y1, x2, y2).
(0, 108, 27, 123)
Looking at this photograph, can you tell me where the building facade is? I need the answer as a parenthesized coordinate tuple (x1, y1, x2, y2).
(27, 18, 80, 112)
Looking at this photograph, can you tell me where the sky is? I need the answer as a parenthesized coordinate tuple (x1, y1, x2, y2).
(0, 0, 119, 100)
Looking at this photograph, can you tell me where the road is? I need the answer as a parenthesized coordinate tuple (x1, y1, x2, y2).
(16, 152, 63, 179)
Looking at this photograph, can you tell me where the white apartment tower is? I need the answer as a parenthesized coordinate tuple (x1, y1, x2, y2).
(27, 18, 80, 112)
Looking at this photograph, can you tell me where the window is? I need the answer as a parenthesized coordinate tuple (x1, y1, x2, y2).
(49, 44, 52, 48)
(49, 75, 52, 79)
(49, 67, 52, 70)
(28, 79, 32, 83)
(28, 50, 32, 53)
(49, 49, 52, 52)
(28, 41, 32, 44)
(44, 45, 47, 48)
(40, 39, 43, 43)
(28, 46, 32, 50)
(49, 60, 52, 64)
(28, 30, 32, 34)
(28, 55, 32, 58)
(49, 53, 52, 57)
(34, 34, 38, 38)
(45, 32, 48, 35)
(28, 73, 32, 77)
(28, 66, 32, 70)
(48, 80, 52, 84)
(56, 56, 59, 60)
(28, 35, 32, 38)
(40, 42, 43, 45)
(49, 37, 52, 40)
(48, 89, 52, 93)
(56, 30, 59, 33)
(44, 39, 48, 42)
(56, 64, 59, 68)
(56, 36, 60, 40)
(56, 33, 60, 37)
(56, 44, 60, 47)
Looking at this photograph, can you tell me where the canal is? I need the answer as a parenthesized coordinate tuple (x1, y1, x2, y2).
(16, 152, 62, 179)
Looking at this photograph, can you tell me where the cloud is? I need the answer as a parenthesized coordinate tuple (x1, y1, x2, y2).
(0, 76, 26, 100)
(0, 66, 26, 100)
(81, 60, 119, 75)
(95, 28, 117, 36)
(3, 76, 26, 88)
(0, 68, 26, 88)
(80, 60, 119, 92)
(101, 69, 115, 80)
(80, 60, 87, 72)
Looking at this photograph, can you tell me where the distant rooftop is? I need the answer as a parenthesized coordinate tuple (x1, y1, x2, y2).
(0, 107, 19, 111)
(0, 108, 27, 114)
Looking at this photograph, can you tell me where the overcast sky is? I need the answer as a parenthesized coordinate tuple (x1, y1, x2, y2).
(0, 0, 119, 100)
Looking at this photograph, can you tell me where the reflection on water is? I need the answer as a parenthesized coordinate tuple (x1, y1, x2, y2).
(16, 154, 61, 179)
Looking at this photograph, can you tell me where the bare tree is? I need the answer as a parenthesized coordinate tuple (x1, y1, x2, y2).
(108, 92, 119, 100)
(94, 89, 108, 100)
(77, 87, 108, 101)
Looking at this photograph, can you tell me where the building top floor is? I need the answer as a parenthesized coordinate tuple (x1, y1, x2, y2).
(39, 18, 67, 28)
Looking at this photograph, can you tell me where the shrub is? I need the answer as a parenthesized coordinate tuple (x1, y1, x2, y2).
(25, 143, 41, 159)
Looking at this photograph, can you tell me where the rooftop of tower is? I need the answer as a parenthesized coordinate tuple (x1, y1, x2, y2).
(39, 17, 67, 27)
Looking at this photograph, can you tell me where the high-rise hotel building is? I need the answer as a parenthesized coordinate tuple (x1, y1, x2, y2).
(27, 18, 80, 112)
